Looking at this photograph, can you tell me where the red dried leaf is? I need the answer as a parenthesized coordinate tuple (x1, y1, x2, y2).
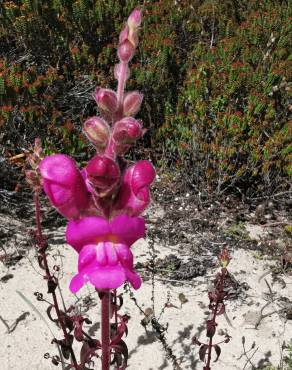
(199, 344, 208, 362)
(111, 340, 128, 369)
(206, 320, 217, 338)
(111, 315, 129, 345)
(213, 344, 221, 362)
(192, 336, 202, 346)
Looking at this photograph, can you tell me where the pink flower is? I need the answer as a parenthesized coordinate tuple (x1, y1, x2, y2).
(127, 8, 142, 29)
(83, 116, 110, 150)
(123, 91, 143, 117)
(39, 154, 155, 219)
(84, 155, 120, 197)
(39, 154, 90, 219)
(66, 215, 144, 292)
(113, 160, 155, 216)
(94, 88, 118, 120)
(118, 40, 135, 63)
(112, 117, 143, 154)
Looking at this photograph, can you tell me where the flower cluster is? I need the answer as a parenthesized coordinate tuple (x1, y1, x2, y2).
(38, 8, 155, 293)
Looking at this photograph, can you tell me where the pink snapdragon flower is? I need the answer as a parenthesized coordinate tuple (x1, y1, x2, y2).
(38, 8, 155, 296)
(39, 154, 155, 219)
(66, 215, 144, 292)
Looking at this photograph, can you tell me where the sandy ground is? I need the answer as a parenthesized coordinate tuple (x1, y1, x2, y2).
(1, 202, 292, 370)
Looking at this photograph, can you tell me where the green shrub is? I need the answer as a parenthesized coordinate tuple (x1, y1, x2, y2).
(157, 0, 291, 193)
(0, 0, 291, 194)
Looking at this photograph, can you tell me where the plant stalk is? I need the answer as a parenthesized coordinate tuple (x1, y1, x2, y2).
(205, 268, 227, 369)
(101, 290, 111, 370)
(34, 191, 79, 370)
(117, 61, 127, 111)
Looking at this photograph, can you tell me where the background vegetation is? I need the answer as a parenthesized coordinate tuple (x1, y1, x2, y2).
(0, 0, 291, 195)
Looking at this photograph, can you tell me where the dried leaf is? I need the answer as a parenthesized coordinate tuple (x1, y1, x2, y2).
(206, 320, 216, 338)
(144, 307, 153, 316)
(178, 293, 188, 305)
(48, 278, 58, 294)
(111, 340, 128, 368)
(199, 344, 208, 362)
(192, 336, 202, 346)
(213, 344, 221, 362)
(46, 305, 59, 324)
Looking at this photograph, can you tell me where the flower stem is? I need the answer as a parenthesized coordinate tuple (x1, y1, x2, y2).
(117, 61, 127, 111)
(34, 191, 79, 370)
(205, 268, 227, 369)
(101, 290, 111, 370)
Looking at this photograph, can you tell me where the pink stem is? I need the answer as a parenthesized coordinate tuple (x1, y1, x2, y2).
(101, 290, 111, 370)
(116, 61, 127, 113)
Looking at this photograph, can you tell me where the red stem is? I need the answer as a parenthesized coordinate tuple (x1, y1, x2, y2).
(205, 268, 226, 369)
(101, 290, 111, 370)
(34, 191, 79, 369)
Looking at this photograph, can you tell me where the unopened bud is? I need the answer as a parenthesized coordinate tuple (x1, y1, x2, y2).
(113, 117, 143, 146)
(128, 30, 139, 48)
(26, 169, 41, 188)
(118, 40, 135, 63)
(34, 138, 42, 157)
(123, 91, 143, 116)
(127, 8, 142, 29)
(85, 155, 120, 196)
(94, 88, 118, 113)
(83, 117, 110, 150)
(218, 248, 231, 268)
(119, 25, 129, 44)
(27, 137, 43, 169)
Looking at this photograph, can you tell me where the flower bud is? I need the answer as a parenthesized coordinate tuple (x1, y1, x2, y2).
(85, 155, 120, 196)
(114, 63, 130, 81)
(218, 248, 231, 268)
(113, 117, 143, 146)
(94, 88, 118, 113)
(127, 8, 142, 29)
(83, 117, 110, 150)
(119, 25, 129, 44)
(27, 137, 43, 169)
(128, 30, 139, 49)
(118, 40, 135, 63)
(34, 138, 42, 157)
(123, 91, 143, 116)
(26, 169, 41, 189)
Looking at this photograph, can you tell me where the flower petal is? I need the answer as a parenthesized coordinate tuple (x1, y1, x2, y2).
(66, 217, 110, 252)
(113, 160, 155, 216)
(115, 243, 133, 267)
(69, 273, 86, 294)
(88, 265, 126, 290)
(125, 269, 142, 290)
(110, 215, 145, 246)
(39, 154, 90, 219)
(104, 242, 118, 266)
(78, 244, 97, 270)
(85, 155, 120, 197)
(96, 242, 107, 266)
